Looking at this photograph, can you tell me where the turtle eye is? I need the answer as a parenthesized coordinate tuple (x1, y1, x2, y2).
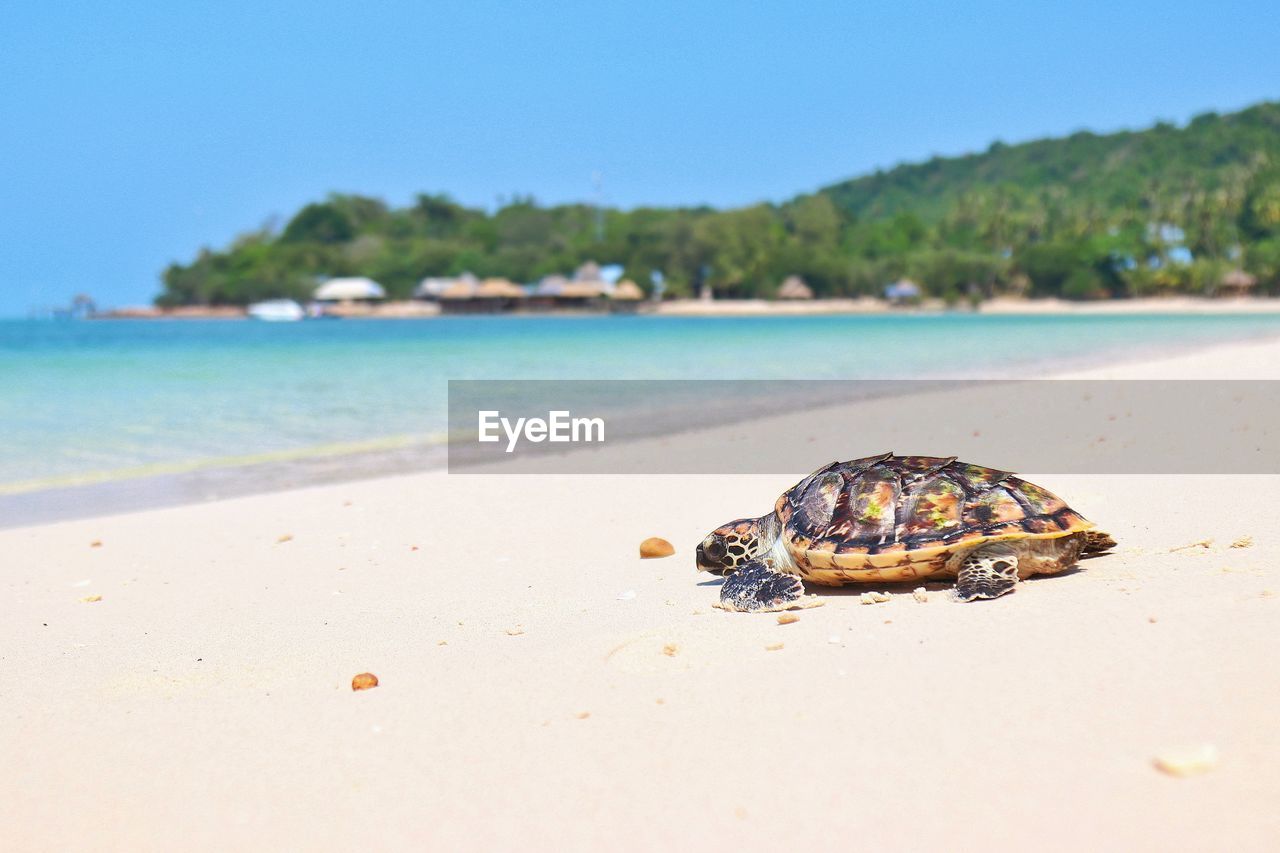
(703, 539, 726, 561)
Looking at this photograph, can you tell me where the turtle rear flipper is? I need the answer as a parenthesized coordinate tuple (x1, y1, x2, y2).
(1081, 530, 1117, 557)
(718, 560, 805, 612)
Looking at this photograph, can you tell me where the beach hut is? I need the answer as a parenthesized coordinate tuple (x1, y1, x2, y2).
(573, 261, 603, 283)
(884, 279, 922, 305)
(528, 275, 569, 311)
(438, 277, 526, 314)
(534, 275, 570, 295)
(611, 280, 644, 301)
(608, 279, 646, 313)
(776, 275, 814, 300)
(527, 274, 608, 311)
(476, 278, 527, 299)
(1217, 269, 1257, 297)
(314, 277, 386, 303)
(554, 280, 607, 310)
(415, 271, 477, 301)
(415, 278, 453, 300)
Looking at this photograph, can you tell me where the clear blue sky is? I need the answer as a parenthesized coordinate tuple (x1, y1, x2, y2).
(2, 1, 1277, 314)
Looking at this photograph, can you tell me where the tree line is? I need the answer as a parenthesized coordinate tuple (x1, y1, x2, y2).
(158, 101, 1280, 306)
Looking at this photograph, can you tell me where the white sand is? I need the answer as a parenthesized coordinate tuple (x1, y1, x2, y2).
(4, 338, 1280, 851)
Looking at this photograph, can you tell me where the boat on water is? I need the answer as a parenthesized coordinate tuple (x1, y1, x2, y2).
(247, 299, 305, 322)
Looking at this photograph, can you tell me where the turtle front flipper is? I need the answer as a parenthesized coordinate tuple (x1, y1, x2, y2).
(718, 560, 806, 612)
(954, 543, 1020, 602)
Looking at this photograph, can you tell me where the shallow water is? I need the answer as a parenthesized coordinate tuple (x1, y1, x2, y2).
(3, 313, 1279, 490)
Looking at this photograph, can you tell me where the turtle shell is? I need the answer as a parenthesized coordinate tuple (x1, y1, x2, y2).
(775, 454, 1094, 585)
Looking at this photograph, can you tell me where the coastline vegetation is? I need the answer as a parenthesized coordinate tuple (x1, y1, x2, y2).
(158, 102, 1280, 306)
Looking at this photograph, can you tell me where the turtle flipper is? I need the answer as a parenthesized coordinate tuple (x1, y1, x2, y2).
(955, 543, 1020, 601)
(1081, 530, 1117, 557)
(719, 560, 805, 612)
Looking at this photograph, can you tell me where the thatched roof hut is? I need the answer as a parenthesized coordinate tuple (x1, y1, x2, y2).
(777, 275, 814, 300)
(1218, 269, 1257, 296)
(476, 278, 527, 299)
(557, 281, 605, 299)
(611, 280, 645, 301)
(314, 277, 386, 302)
(439, 280, 477, 300)
(437, 277, 525, 313)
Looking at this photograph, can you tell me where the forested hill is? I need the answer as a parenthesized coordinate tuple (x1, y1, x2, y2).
(821, 102, 1280, 223)
(158, 101, 1280, 306)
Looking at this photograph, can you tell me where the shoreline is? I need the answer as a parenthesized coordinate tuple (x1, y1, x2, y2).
(73, 295, 1280, 321)
(8, 328, 1280, 529)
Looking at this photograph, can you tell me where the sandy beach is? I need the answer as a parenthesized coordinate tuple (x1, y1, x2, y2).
(4, 337, 1280, 851)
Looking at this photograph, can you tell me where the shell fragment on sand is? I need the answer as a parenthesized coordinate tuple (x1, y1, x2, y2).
(776, 613, 799, 625)
(639, 537, 675, 558)
(859, 591, 891, 605)
(79, 594, 102, 603)
(662, 643, 679, 657)
(912, 587, 929, 603)
(1230, 536, 1253, 549)
(351, 672, 379, 691)
(1153, 744, 1218, 777)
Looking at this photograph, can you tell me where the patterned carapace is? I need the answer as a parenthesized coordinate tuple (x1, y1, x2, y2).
(777, 453, 1089, 558)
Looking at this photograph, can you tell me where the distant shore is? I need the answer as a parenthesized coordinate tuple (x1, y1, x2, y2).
(87, 295, 1280, 320)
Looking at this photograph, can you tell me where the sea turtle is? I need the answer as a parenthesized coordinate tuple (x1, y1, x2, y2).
(696, 454, 1115, 612)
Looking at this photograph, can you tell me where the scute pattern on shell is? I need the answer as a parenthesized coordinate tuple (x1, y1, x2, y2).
(777, 454, 1089, 557)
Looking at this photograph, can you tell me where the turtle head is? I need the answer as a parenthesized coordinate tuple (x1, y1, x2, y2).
(696, 512, 781, 574)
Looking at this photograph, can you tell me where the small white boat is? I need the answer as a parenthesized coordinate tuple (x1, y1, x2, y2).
(247, 299, 305, 322)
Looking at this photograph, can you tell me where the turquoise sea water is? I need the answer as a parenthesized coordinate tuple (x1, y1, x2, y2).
(3, 313, 1280, 490)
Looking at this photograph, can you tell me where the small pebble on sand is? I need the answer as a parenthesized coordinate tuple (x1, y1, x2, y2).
(639, 537, 675, 559)
(276, 534, 293, 544)
(351, 672, 379, 691)
(79, 594, 102, 603)
(1230, 536, 1253, 549)
(764, 643, 785, 652)
(777, 613, 799, 625)
(1153, 744, 1218, 777)
(662, 643, 679, 657)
